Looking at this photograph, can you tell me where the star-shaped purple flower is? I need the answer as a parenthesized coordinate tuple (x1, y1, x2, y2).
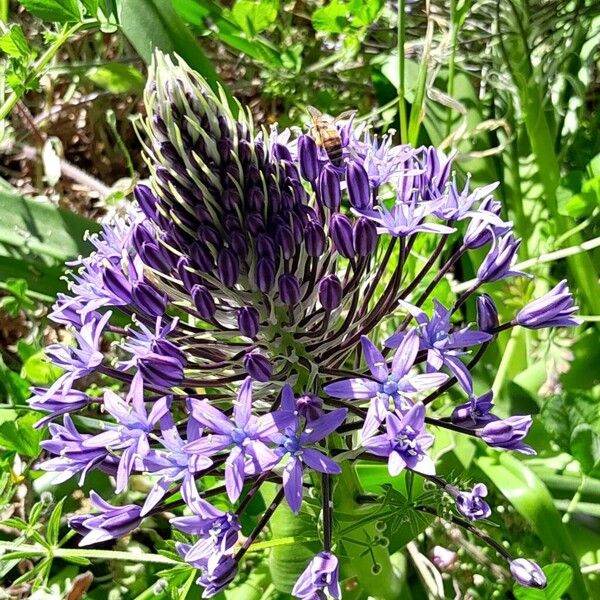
(270, 385, 346, 513)
(386, 300, 491, 394)
(363, 402, 435, 477)
(185, 377, 295, 501)
(325, 331, 447, 439)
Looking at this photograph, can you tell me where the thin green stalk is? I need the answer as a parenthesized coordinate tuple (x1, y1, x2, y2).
(407, 0, 434, 146)
(0, 542, 178, 565)
(0, 0, 8, 23)
(0, 22, 85, 121)
(445, 0, 459, 138)
(397, 0, 408, 143)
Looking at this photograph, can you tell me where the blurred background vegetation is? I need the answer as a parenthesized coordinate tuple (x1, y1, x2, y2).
(0, 0, 599, 598)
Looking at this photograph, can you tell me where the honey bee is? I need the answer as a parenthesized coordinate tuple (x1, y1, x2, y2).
(307, 106, 356, 167)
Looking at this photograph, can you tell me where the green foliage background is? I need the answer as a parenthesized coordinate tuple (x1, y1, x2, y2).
(0, 0, 599, 598)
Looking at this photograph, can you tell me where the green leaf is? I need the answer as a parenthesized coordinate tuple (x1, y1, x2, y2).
(21, 351, 63, 385)
(0, 183, 98, 296)
(18, 0, 81, 23)
(231, 0, 279, 37)
(513, 563, 573, 600)
(476, 454, 589, 599)
(0, 25, 32, 58)
(312, 0, 348, 33)
(118, 0, 226, 97)
(267, 494, 321, 593)
(173, 0, 284, 68)
(0, 412, 45, 457)
(540, 391, 600, 473)
(46, 498, 66, 546)
(348, 0, 383, 27)
(86, 63, 144, 94)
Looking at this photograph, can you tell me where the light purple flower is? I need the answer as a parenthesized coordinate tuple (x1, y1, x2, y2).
(434, 176, 500, 223)
(271, 386, 346, 512)
(477, 233, 527, 283)
(43, 311, 112, 399)
(185, 377, 295, 501)
(450, 391, 497, 428)
(454, 483, 491, 521)
(30, 387, 90, 428)
(386, 301, 491, 394)
(357, 198, 455, 238)
(292, 551, 341, 599)
(480, 415, 535, 455)
(363, 403, 435, 476)
(40, 415, 117, 484)
(69, 491, 142, 546)
(141, 414, 213, 515)
(82, 372, 171, 492)
(171, 497, 240, 563)
(325, 331, 447, 439)
(516, 279, 581, 329)
(510, 558, 547, 588)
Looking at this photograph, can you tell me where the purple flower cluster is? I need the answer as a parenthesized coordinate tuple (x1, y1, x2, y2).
(31, 52, 580, 595)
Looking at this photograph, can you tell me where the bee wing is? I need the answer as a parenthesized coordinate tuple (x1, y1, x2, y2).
(333, 109, 357, 123)
(307, 105, 323, 120)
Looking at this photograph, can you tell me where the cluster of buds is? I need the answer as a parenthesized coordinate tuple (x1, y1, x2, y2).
(31, 52, 580, 597)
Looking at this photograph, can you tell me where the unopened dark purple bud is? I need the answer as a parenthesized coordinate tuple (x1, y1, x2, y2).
(217, 248, 239, 287)
(330, 213, 354, 258)
(132, 282, 167, 317)
(229, 230, 248, 256)
(319, 274, 342, 310)
(298, 135, 319, 182)
(247, 212, 264, 235)
(247, 187, 264, 212)
(256, 258, 276, 293)
(139, 242, 171, 273)
(102, 269, 132, 304)
(190, 241, 215, 272)
(244, 351, 273, 382)
(222, 188, 240, 211)
(305, 221, 326, 257)
(192, 284, 216, 319)
(256, 234, 276, 260)
(275, 226, 295, 260)
(353, 216, 378, 256)
(134, 184, 158, 220)
(347, 161, 371, 210)
(319, 165, 341, 210)
(273, 143, 292, 162)
(177, 257, 201, 290)
(223, 213, 240, 233)
(237, 307, 260, 338)
(278, 274, 301, 306)
(198, 224, 221, 248)
(476, 294, 499, 332)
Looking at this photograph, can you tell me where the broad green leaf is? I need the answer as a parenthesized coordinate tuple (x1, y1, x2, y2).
(86, 63, 144, 94)
(231, 0, 279, 37)
(476, 454, 589, 599)
(571, 424, 600, 477)
(348, 0, 383, 27)
(312, 0, 348, 33)
(267, 495, 320, 593)
(0, 25, 32, 58)
(0, 412, 45, 457)
(173, 0, 284, 68)
(21, 351, 63, 385)
(513, 563, 573, 600)
(18, 0, 81, 23)
(118, 0, 226, 97)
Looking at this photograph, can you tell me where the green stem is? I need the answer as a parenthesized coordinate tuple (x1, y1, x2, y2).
(0, 542, 178, 565)
(397, 0, 408, 143)
(0, 22, 86, 121)
(445, 0, 459, 138)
